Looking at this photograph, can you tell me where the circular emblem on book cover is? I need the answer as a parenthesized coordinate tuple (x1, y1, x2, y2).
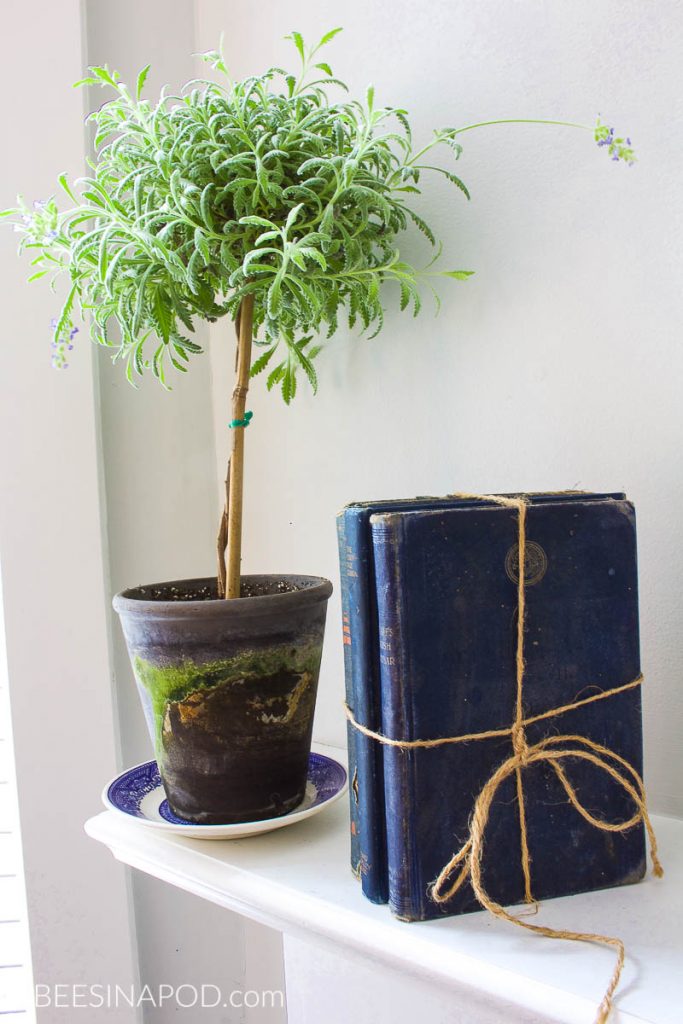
(505, 541, 548, 586)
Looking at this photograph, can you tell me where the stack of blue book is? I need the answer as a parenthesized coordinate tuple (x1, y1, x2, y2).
(337, 492, 646, 921)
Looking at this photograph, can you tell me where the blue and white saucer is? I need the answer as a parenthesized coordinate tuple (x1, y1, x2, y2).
(103, 750, 347, 840)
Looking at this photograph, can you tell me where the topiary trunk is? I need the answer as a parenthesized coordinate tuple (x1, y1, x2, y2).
(217, 294, 254, 599)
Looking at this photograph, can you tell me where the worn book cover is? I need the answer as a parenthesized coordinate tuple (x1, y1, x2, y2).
(337, 495, 486, 902)
(338, 492, 624, 905)
(371, 495, 646, 921)
(336, 511, 363, 881)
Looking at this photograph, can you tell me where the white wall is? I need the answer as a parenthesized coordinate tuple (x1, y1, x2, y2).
(0, 562, 35, 1018)
(198, 0, 683, 816)
(0, 2, 137, 1018)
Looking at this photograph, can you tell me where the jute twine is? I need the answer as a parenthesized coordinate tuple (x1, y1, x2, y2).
(344, 492, 662, 1024)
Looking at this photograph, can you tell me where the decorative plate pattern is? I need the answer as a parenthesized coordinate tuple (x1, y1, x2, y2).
(103, 752, 347, 840)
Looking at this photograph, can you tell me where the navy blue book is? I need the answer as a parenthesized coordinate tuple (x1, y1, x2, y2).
(336, 510, 362, 880)
(338, 496, 483, 902)
(337, 492, 625, 905)
(371, 495, 646, 921)
(338, 496, 467, 900)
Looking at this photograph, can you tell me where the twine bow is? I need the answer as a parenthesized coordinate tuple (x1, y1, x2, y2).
(345, 492, 662, 1024)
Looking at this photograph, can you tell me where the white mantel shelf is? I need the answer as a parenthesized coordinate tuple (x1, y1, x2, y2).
(86, 744, 682, 1024)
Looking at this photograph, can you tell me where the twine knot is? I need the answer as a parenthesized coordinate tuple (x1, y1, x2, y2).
(511, 722, 530, 764)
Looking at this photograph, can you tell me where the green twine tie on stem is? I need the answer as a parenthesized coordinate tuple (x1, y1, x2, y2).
(229, 410, 253, 429)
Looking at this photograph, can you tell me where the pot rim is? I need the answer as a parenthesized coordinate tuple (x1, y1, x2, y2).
(113, 573, 333, 620)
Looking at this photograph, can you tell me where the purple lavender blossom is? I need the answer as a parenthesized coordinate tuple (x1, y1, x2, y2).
(594, 119, 635, 165)
(50, 319, 78, 369)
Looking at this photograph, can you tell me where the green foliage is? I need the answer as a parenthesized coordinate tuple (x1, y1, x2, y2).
(594, 119, 636, 165)
(4, 29, 472, 400)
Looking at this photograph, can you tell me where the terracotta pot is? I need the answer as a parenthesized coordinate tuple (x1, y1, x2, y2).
(113, 574, 332, 824)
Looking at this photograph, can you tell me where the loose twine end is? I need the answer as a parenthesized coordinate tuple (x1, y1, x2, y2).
(344, 492, 662, 1024)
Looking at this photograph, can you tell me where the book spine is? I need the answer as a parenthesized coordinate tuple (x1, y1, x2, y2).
(336, 513, 361, 879)
(372, 514, 422, 920)
(344, 510, 389, 903)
